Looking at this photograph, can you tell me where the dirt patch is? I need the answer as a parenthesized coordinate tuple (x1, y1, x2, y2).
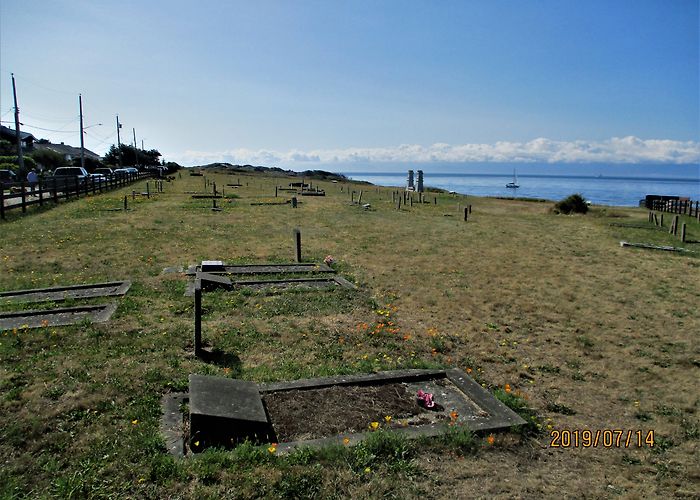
(263, 381, 452, 441)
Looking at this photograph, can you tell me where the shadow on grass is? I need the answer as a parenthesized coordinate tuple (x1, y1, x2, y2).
(198, 347, 243, 373)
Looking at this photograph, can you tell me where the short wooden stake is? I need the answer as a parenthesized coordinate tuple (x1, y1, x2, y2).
(358, 191, 363, 204)
(434, 196, 437, 205)
(464, 207, 468, 221)
(194, 279, 202, 357)
(660, 213, 664, 226)
(294, 228, 302, 262)
(146, 182, 150, 199)
(275, 186, 278, 197)
(654, 213, 659, 226)
(681, 223, 686, 242)
(469, 204, 472, 214)
(123, 195, 128, 210)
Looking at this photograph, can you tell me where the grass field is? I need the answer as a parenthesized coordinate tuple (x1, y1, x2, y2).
(1, 169, 698, 498)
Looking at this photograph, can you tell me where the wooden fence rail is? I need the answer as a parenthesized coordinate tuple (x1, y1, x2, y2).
(649, 199, 699, 221)
(0, 172, 153, 220)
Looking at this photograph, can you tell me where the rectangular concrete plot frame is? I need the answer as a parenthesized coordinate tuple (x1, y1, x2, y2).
(0, 281, 131, 304)
(0, 303, 118, 329)
(185, 263, 335, 276)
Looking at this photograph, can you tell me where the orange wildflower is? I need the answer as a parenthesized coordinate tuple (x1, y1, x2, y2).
(343, 437, 350, 445)
(486, 434, 495, 446)
(505, 384, 512, 393)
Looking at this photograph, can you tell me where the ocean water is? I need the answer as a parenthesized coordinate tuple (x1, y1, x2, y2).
(342, 171, 699, 207)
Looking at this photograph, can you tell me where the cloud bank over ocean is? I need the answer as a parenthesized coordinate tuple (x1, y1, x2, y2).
(177, 136, 700, 167)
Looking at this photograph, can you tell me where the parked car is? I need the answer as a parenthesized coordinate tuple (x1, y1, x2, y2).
(112, 168, 129, 178)
(93, 167, 114, 177)
(0, 169, 17, 184)
(50, 167, 89, 189)
(89, 173, 107, 183)
(124, 167, 139, 174)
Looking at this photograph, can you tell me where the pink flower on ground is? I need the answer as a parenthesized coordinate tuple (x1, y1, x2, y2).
(324, 255, 335, 265)
(416, 390, 435, 408)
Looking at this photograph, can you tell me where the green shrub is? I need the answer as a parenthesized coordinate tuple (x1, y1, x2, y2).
(553, 193, 588, 214)
(0, 155, 37, 172)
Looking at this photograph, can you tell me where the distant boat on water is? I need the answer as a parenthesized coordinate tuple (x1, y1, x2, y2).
(506, 169, 519, 188)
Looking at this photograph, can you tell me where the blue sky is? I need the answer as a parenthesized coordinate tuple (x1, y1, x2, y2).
(1, 0, 698, 168)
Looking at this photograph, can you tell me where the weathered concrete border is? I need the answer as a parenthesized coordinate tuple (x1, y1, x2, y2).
(0, 281, 131, 304)
(185, 263, 334, 276)
(0, 302, 118, 329)
(161, 368, 526, 457)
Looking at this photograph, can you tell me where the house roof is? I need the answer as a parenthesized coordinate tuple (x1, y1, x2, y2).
(0, 125, 36, 142)
(34, 142, 101, 161)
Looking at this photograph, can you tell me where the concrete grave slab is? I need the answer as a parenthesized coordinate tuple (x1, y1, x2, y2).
(201, 260, 224, 272)
(0, 302, 118, 329)
(195, 272, 232, 291)
(188, 374, 274, 451)
(0, 281, 131, 304)
(162, 368, 525, 456)
(185, 262, 334, 276)
(230, 276, 356, 290)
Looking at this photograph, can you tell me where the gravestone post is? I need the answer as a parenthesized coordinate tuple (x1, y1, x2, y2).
(20, 181, 26, 213)
(294, 228, 302, 262)
(194, 279, 202, 357)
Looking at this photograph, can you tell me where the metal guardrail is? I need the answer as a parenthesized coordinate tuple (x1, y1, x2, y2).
(0, 171, 153, 220)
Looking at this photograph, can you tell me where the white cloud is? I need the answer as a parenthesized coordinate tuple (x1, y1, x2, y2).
(175, 136, 700, 166)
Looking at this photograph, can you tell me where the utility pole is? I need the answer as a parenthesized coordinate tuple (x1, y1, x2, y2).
(11, 73, 25, 172)
(133, 127, 138, 168)
(79, 94, 85, 171)
(116, 115, 122, 167)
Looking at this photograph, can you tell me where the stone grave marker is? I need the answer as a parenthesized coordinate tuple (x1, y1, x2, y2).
(188, 374, 275, 451)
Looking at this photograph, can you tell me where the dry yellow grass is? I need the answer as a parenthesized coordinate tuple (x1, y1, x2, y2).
(0, 169, 698, 497)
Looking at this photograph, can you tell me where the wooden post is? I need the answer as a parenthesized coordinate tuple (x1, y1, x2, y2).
(397, 197, 401, 210)
(212, 198, 217, 209)
(410, 196, 413, 207)
(681, 223, 687, 242)
(291, 196, 297, 208)
(0, 185, 5, 220)
(21, 181, 26, 213)
(38, 181, 43, 206)
(74, 176, 79, 199)
(123, 195, 128, 211)
(464, 207, 468, 221)
(660, 213, 664, 227)
(351, 191, 354, 203)
(294, 228, 302, 262)
(654, 213, 659, 226)
(275, 186, 278, 197)
(434, 196, 437, 205)
(358, 191, 363, 204)
(213, 182, 217, 196)
(146, 182, 150, 199)
(648, 211, 652, 223)
(53, 178, 58, 203)
(392, 191, 395, 203)
(194, 279, 202, 357)
(469, 204, 472, 214)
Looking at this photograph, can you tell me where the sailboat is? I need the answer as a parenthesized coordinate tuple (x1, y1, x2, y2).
(506, 169, 519, 189)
